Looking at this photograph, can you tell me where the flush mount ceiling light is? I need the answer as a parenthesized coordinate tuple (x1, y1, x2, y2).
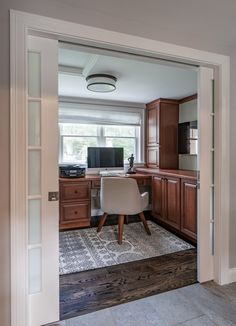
(86, 74, 117, 92)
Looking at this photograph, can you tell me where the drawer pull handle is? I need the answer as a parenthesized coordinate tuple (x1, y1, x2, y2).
(74, 211, 78, 215)
(74, 190, 78, 194)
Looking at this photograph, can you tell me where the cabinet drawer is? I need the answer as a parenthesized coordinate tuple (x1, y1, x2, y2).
(60, 181, 90, 201)
(60, 202, 90, 227)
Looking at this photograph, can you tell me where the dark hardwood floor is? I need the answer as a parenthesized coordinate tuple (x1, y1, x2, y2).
(60, 248, 197, 321)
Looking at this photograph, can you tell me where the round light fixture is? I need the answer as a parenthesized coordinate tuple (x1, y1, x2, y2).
(86, 74, 117, 92)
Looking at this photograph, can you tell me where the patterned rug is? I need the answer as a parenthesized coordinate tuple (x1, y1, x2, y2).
(59, 221, 193, 275)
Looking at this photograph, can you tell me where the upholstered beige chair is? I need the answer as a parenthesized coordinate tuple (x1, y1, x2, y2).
(97, 177, 151, 244)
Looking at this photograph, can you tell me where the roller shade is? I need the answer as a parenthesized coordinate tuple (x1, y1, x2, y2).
(59, 102, 143, 126)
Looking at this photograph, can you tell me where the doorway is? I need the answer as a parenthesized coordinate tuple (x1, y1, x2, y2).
(10, 10, 230, 326)
(57, 41, 198, 320)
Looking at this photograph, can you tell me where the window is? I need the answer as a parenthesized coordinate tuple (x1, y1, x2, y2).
(104, 126, 138, 160)
(60, 124, 98, 163)
(59, 101, 144, 165)
(59, 123, 141, 164)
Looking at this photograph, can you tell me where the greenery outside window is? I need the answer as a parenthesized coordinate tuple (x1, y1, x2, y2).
(59, 123, 141, 165)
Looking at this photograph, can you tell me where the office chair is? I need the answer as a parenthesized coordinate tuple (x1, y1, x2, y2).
(97, 177, 151, 244)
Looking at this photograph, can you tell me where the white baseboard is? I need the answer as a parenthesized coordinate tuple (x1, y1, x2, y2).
(227, 267, 236, 284)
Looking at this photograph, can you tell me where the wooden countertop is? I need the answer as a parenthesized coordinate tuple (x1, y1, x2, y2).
(59, 173, 151, 182)
(135, 167, 198, 180)
(59, 169, 197, 182)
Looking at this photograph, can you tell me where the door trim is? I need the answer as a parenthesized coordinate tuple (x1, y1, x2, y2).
(10, 9, 230, 326)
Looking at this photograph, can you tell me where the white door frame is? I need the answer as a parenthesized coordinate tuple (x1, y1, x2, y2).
(10, 9, 230, 326)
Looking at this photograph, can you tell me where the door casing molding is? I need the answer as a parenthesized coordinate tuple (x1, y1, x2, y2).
(10, 9, 230, 326)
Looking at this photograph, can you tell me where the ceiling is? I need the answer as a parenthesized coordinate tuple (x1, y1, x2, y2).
(58, 43, 198, 104)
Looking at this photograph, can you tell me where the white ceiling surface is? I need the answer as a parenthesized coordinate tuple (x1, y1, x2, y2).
(58, 47, 197, 104)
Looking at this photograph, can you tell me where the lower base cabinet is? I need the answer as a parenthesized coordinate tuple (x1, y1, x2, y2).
(59, 179, 91, 230)
(165, 177, 180, 230)
(180, 179, 197, 241)
(152, 174, 197, 242)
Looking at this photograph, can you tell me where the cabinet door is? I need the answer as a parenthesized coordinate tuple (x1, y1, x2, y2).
(147, 106, 158, 145)
(147, 146, 159, 167)
(181, 179, 197, 240)
(165, 176, 180, 229)
(152, 175, 164, 218)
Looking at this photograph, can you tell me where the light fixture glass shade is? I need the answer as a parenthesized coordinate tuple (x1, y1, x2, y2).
(86, 74, 117, 92)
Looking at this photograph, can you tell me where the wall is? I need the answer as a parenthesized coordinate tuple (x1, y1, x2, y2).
(1, 1, 236, 325)
(179, 99, 198, 170)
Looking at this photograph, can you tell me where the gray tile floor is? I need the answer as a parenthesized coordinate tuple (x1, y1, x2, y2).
(51, 282, 236, 326)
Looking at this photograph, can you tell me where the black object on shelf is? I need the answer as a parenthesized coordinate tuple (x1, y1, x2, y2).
(178, 121, 198, 155)
(59, 165, 86, 178)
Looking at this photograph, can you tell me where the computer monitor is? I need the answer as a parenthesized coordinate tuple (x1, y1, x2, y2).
(87, 147, 124, 168)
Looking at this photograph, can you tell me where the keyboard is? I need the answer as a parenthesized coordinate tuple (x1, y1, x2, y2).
(99, 171, 123, 177)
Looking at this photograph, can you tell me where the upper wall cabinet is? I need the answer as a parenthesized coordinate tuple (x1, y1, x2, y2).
(146, 99, 179, 169)
(147, 103, 159, 145)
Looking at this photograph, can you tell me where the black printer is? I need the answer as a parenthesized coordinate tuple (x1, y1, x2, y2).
(59, 164, 86, 178)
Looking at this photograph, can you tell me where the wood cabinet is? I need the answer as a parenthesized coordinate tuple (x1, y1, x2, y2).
(152, 175, 180, 230)
(181, 179, 197, 241)
(146, 99, 179, 169)
(165, 177, 180, 229)
(59, 180, 91, 230)
(147, 146, 159, 166)
(152, 175, 164, 217)
(152, 173, 197, 242)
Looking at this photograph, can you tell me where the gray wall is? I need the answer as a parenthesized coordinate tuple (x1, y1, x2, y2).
(1, 1, 236, 324)
(179, 99, 198, 170)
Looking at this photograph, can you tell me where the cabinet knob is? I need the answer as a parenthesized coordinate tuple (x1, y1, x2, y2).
(74, 211, 78, 215)
(74, 190, 78, 194)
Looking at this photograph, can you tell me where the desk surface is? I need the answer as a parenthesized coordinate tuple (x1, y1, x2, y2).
(59, 168, 197, 182)
(59, 173, 151, 182)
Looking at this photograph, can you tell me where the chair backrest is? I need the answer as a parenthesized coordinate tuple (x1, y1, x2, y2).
(100, 177, 142, 215)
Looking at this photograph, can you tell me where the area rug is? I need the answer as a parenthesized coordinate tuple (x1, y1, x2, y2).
(59, 221, 193, 275)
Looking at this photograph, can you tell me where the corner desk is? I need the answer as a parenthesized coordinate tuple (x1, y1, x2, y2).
(59, 173, 151, 230)
(59, 168, 198, 243)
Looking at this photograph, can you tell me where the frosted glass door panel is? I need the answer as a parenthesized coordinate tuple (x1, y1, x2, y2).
(28, 51, 41, 98)
(27, 35, 59, 326)
(28, 150, 41, 195)
(28, 247, 42, 294)
(28, 101, 41, 146)
(28, 199, 41, 245)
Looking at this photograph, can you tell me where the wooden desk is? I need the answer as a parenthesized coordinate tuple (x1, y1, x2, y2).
(59, 169, 197, 243)
(59, 173, 151, 230)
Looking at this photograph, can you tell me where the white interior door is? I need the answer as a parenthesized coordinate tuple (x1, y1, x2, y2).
(27, 35, 59, 326)
(198, 66, 215, 282)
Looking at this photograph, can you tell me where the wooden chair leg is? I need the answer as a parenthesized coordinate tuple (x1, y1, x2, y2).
(139, 212, 151, 235)
(118, 215, 124, 244)
(97, 213, 107, 233)
(125, 215, 129, 224)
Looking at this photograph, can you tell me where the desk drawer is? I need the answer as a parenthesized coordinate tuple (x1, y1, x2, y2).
(60, 181, 90, 201)
(60, 201, 90, 229)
